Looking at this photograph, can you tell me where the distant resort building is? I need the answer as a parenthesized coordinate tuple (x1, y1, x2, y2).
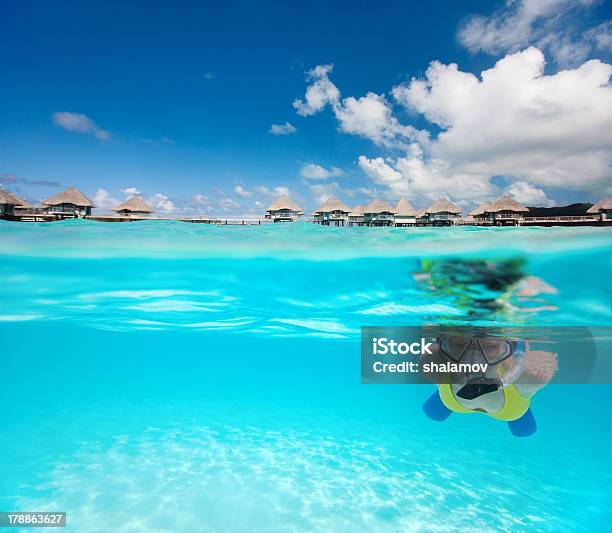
(587, 197, 612, 221)
(364, 199, 396, 226)
(0, 189, 31, 217)
(469, 202, 491, 223)
(42, 187, 96, 218)
(425, 198, 462, 226)
(393, 198, 417, 226)
(313, 196, 352, 226)
(468, 196, 528, 225)
(415, 207, 429, 226)
(113, 196, 154, 217)
(265, 195, 303, 222)
(487, 196, 529, 225)
(348, 204, 366, 226)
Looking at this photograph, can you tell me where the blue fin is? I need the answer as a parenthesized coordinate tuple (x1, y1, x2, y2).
(423, 391, 453, 422)
(507, 408, 537, 437)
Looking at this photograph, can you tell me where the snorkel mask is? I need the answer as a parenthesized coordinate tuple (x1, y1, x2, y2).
(438, 335, 528, 400)
(438, 335, 526, 365)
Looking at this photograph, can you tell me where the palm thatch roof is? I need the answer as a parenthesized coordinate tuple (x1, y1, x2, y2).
(427, 198, 461, 214)
(469, 202, 491, 217)
(415, 207, 429, 218)
(266, 195, 303, 213)
(113, 196, 154, 213)
(587, 197, 612, 214)
(42, 187, 96, 207)
(314, 196, 351, 214)
(487, 195, 528, 213)
(0, 189, 31, 207)
(394, 197, 416, 216)
(364, 198, 395, 214)
(349, 204, 365, 216)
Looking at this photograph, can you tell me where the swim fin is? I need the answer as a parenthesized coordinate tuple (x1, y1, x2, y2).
(423, 391, 453, 422)
(507, 408, 537, 437)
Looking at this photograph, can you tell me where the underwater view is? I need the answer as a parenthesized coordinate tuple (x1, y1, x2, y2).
(1, 220, 611, 532)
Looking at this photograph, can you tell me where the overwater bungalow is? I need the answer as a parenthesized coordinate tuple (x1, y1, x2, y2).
(587, 197, 612, 221)
(0, 190, 30, 218)
(426, 198, 462, 226)
(42, 187, 96, 218)
(486, 196, 529, 225)
(469, 202, 492, 224)
(113, 196, 154, 217)
(415, 207, 429, 226)
(364, 198, 396, 226)
(348, 204, 366, 226)
(265, 195, 303, 222)
(394, 198, 417, 227)
(313, 196, 351, 226)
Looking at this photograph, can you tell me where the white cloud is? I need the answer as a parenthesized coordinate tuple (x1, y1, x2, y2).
(253, 185, 291, 198)
(458, 0, 609, 65)
(120, 187, 141, 197)
(234, 185, 251, 198)
(392, 47, 612, 191)
(203, 72, 216, 80)
(93, 189, 119, 211)
(268, 122, 297, 135)
(505, 180, 555, 206)
(300, 163, 344, 180)
(306, 181, 344, 205)
(297, 49, 612, 204)
(52, 112, 111, 140)
(149, 193, 175, 213)
(358, 148, 498, 203)
(293, 64, 340, 116)
(294, 64, 427, 147)
(219, 198, 239, 210)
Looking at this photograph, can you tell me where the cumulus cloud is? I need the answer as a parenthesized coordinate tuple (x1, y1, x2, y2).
(293, 64, 428, 148)
(358, 148, 498, 203)
(234, 185, 251, 198)
(268, 122, 297, 135)
(293, 64, 340, 116)
(505, 180, 555, 206)
(52, 112, 111, 140)
(458, 0, 610, 65)
(392, 47, 612, 191)
(149, 193, 175, 213)
(300, 163, 344, 180)
(121, 187, 141, 197)
(93, 189, 119, 211)
(253, 185, 291, 198)
(219, 198, 239, 210)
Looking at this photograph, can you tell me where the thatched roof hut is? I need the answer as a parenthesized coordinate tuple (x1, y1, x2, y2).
(415, 207, 429, 218)
(487, 195, 529, 213)
(314, 196, 351, 214)
(469, 202, 491, 217)
(364, 198, 395, 214)
(113, 196, 154, 214)
(266, 195, 303, 213)
(42, 187, 96, 208)
(394, 197, 416, 216)
(587, 197, 612, 214)
(349, 204, 365, 216)
(427, 198, 461, 214)
(0, 190, 31, 207)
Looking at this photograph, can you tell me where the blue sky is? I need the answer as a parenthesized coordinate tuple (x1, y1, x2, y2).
(1, 0, 611, 215)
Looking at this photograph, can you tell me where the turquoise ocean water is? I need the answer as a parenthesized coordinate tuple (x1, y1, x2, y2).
(0, 220, 611, 532)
